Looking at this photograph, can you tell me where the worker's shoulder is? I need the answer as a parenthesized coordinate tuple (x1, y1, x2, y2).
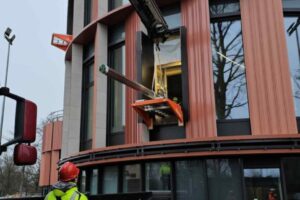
(44, 191, 55, 200)
(78, 192, 88, 200)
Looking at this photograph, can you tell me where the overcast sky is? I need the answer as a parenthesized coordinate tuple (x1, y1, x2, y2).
(0, 0, 68, 144)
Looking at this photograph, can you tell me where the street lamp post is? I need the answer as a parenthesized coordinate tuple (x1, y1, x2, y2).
(0, 27, 15, 147)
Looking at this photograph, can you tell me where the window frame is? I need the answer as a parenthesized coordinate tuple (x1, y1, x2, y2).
(283, 3, 300, 132)
(84, 0, 92, 26)
(80, 46, 95, 151)
(209, 0, 251, 136)
(107, 26, 126, 146)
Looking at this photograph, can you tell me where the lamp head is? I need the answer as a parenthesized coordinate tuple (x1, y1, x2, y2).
(4, 27, 12, 38)
(4, 27, 15, 44)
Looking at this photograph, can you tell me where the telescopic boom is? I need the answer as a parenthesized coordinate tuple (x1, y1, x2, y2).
(99, 64, 156, 99)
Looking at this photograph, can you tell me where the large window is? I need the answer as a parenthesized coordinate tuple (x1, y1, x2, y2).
(84, 0, 92, 26)
(176, 160, 207, 200)
(209, 0, 250, 136)
(206, 159, 243, 200)
(107, 24, 126, 146)
(282, 157, 300, 200)
(145, 162, 172, 196)
(283, 0, 300, 131)
(80, 43, 94, 151)
(103, 166, 119, 194)
(123, 164, 141, 193)
(78, 157, 300, 199)
(243, 159, 283, 200)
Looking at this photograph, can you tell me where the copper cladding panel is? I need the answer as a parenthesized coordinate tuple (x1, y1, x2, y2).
(50, 151, 60, 185)
(39, 152, 51, 186)
(42, 123, 53, 152)
(125, 12, 142, 144)
(52, 121, 63, 151)
(240, 0, 297, 135)
(181, 0, 217, 138)
(92, 0, 98, 20)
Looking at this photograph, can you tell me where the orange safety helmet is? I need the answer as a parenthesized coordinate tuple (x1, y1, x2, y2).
(59, 161, 80, 182)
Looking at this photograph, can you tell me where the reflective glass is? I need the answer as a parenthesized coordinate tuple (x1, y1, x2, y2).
(110, 0, 130, 10)
(80, 170, 87, 193)
(162, 5, 181, 29)
(103, 166, 118, 194)
(244, 168, 283, 200)
(90, 169, 98, 195)
(111, 45, 125, 133)
(210, 0, 240, 17)
(84, 0, 92, 26)
(109, 24, 125, 44)
(206, 159, 243, 200)
(86, 86, 93, 141)
(282, 158, 300, 200)
(284, 17, 300, 116)
(176, 160, 207, 200)
(210, 4, 249, 119)
(145, 162, 172, 192)
(282, 0, 300, 9)
(154, 34, 182, 100)
(123, 164, 141, 192)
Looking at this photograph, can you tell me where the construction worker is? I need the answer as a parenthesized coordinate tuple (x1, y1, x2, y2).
(159, 163, 171, 190)
(44, 162, 88, 200)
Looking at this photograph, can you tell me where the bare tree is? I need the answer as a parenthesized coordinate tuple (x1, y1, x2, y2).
(210, 5, 248, 119)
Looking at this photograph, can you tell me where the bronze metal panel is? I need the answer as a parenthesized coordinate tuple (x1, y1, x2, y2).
(92, 0, 98, 20)
(181, 0, 217, 138)
(76, 149, 300, 167)
(240, 0, 297, 135)
(50, 151, 60, 185)
(52, 121, 63, 151)
(39, 152, 51, 186)
(42, 123, 53, 152)
(125, 12, 141, 144)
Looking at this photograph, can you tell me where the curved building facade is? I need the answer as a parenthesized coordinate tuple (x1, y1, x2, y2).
(60, 0, 300, 199)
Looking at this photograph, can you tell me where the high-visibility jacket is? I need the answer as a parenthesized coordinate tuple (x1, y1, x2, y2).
(44, 181, 88, 200)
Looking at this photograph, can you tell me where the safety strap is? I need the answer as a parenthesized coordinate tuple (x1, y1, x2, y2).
(70, 191, 81, 200)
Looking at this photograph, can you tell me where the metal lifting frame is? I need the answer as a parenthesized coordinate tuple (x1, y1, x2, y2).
(99, 65, 184, 129)
(129, 0, 170, 43)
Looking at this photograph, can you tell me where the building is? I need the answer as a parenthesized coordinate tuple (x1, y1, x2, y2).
(58, 0, 300, 199)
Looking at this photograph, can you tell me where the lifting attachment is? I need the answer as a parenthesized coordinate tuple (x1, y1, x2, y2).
(99, 64, 184, 129)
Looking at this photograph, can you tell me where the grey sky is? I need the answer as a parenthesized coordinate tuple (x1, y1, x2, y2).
(0, 0, 68, 144)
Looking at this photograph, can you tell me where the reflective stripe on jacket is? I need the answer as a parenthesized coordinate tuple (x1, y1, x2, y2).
(44, 182, 88, 200)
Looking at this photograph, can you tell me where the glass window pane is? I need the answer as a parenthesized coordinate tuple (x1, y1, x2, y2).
(87, 86, 93, 140)
(146, 162, 171, 192)
(84, 0, 92, 26)
(282, 158, 300, 200)
(123, 164, 141, 193)
(111, 45, 126, 133)
(210, 2, 249, 119)
(176, 160, 207, 200)
(109, 24, 125, 44)
(154, 34, 182, 100)
(90, 169, 98, 195)
(103, 166, 118, 194)
(110, 0, 130, 10)
(162, 5, 181, 29)
(244, 168, 283, 200)
(282, 0, 300, 9)
(206, 159, 243, 200)
(83, 42, 94, 60)
(88, 63, 94, 83)
(210, 0, 240, 17)
(284, 17, 300, 116)
(80, 170, 87, 193)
